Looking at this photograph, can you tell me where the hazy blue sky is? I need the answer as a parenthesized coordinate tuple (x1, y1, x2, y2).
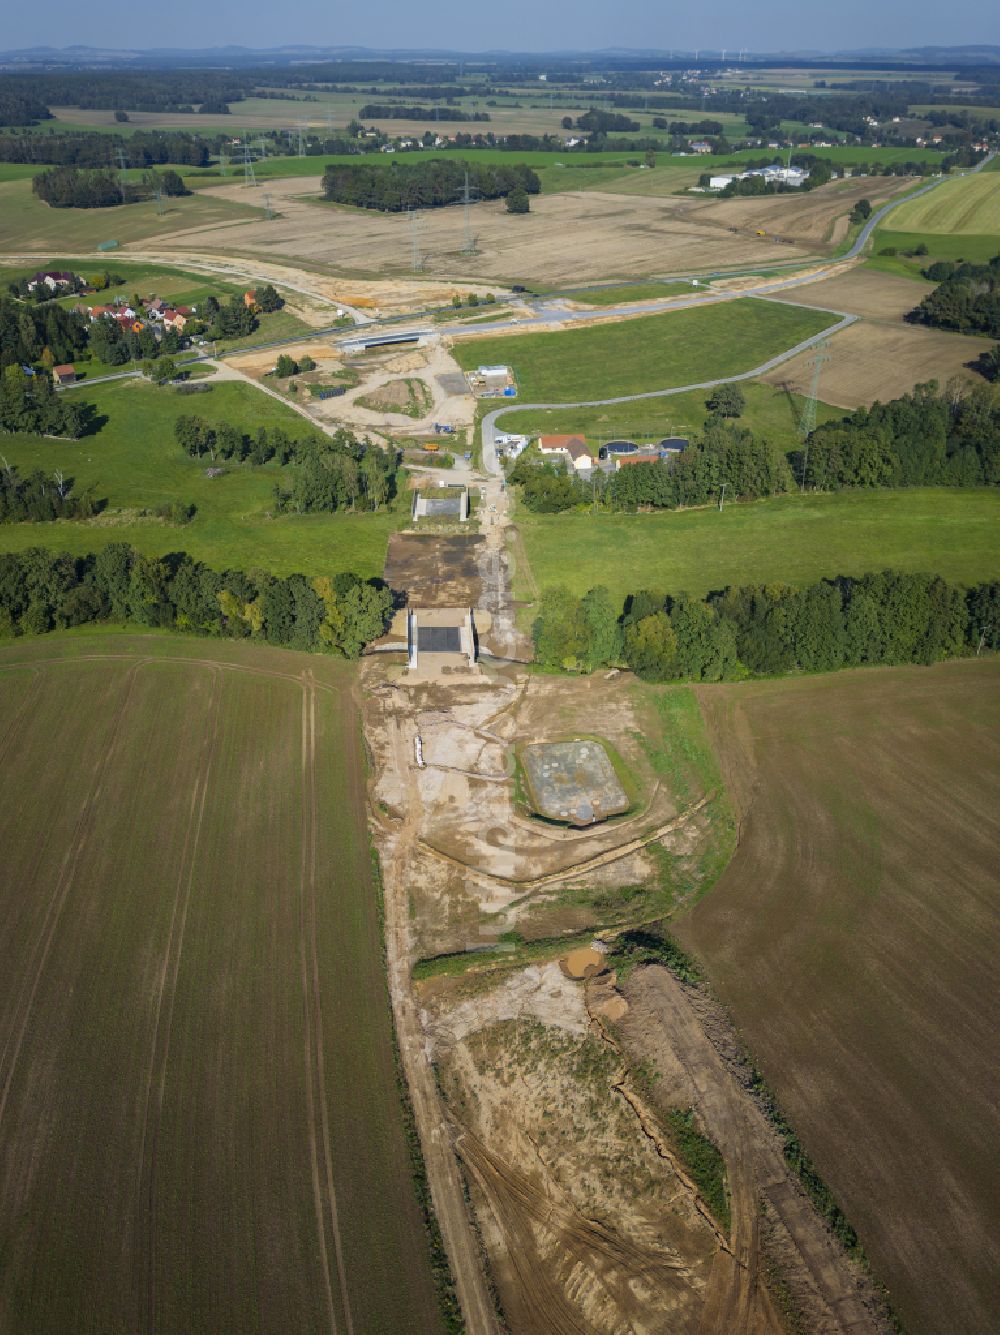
(4, 1, 997, 54)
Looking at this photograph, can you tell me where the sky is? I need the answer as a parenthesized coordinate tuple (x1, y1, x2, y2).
(3, 0, 997, 54)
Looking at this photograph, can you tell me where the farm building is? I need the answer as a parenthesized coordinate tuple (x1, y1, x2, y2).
(52, 364, 77, 386)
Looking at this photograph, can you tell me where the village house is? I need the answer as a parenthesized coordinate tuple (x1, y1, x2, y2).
(27, 271, 77, 293)
(52, 364, 77, 386)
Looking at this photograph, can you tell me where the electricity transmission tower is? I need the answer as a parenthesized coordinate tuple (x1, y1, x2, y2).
(458, 170, 481, 254)
(219, 148, 228, 177)
(153, 182, 165, 216)
(241, 140, 257, 187)
(262, 192, 274, 220)
(798, 339, 830, 489)
(296, 121, 308, 157)
(115, 147, 128, 202)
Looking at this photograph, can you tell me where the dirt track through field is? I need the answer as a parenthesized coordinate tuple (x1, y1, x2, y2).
(136, 667, 221, 1331)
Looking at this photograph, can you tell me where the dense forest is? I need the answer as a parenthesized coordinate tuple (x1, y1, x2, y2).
(173, 416, 398, 513)
(0, 296, 88, 370)
(33, 165, 141, 208)
(511, 382, 1000, 513)
(0, 465, 96, 523)
(0, 365, 87, 438)
(531, 572, 1000, 680)
(0, 544, 394, 655)
(321, 158, 540, 210)
(0, 130, 210, 167)
(0, 88, 52, 126)
(907, 254, 1000, 339)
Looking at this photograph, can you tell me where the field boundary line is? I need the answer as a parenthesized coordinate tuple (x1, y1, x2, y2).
(0, 662, 144, 1135)
(134, 666, 223, 1332)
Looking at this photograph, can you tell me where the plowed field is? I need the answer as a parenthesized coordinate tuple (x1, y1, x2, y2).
(0, 634, 443, 1334)
(676, 661, 1000, 1335)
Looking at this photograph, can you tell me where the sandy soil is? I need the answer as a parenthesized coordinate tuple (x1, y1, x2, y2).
(141, 179, 817, 285)
(226, 339, 476, 438)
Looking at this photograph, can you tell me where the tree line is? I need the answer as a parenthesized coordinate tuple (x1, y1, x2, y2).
(321, 158, 540, 211)
(532, 572, 999, 680)
(173, 416, 398, 513)
(0, 465, 97, 523)
(0, 89, 51, 126)
(0, 544, 394, 655)
(906, 253, 1000, 340)
(358, 104, 489, 122)
(510, 381, 1000, 514)
(0, 130, 210, 167)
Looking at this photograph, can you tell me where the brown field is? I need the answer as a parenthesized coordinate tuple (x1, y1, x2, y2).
(770, 264, 931, 320)
(762, 317, 992, 406)
(0, 634, 443, 1334)
(144, 179, 817, 284)
(676, 661, 1000, 1335)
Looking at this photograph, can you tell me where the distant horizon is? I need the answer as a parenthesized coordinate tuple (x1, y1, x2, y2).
(0, 0, 996, 63)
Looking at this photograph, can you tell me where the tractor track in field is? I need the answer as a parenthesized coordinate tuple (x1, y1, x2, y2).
(136, 666, 222, 1334)
(0, 662, 143, 1138)
(0, 667, 43, 768)
(300, 669, 354, 1335)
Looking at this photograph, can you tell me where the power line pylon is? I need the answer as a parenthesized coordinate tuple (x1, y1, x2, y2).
(262, 192, 274, 221)
(798, 339, 830, 489)
(242, 140, 257, 187)
(296, 121, 307, 157)
(459, 170, 480, 254)
(115, 147, 128, 203)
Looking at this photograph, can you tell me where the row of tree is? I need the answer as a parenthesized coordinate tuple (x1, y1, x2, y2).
(358, 104, 490, 122)
(0, 130, 210, 167)
(907, 253, 1000, 339)
(173, 416, 398, 513)
(532, 572, 999, 680)
(321, 158, 541, 211)
(0, 544, 395, 655)
(510, 381, 1000, 514)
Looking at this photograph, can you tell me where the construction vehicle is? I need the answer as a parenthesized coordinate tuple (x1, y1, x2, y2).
(423, 442, 440, 453)
(756, 229, 767, 237)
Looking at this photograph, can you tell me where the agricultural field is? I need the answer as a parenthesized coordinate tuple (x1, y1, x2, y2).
(566, 279, 697, 305)
(495, 380, 841, 453)
(511, 490, 1000, 604)
(870, 228, 1000, 270)
(886, 168, 1000, 235)
(762, 318, 994, 408)
(676, 661, 1000, 1335)
(0, 379, 403, 577)
(453, 298, 835, 402)
(126, 178, 819, 286)
(0, 177, 265, 252)
(0, 633, 444, 1333)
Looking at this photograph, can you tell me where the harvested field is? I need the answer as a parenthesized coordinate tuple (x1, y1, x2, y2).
(137, 179, 817, 285)
(770, 265, 929, 321)
(615, 174, 911, 250)
(676, 661, 1000, 1335)
(762, 317, 993, 407)
(0, 634, 443, 1333)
